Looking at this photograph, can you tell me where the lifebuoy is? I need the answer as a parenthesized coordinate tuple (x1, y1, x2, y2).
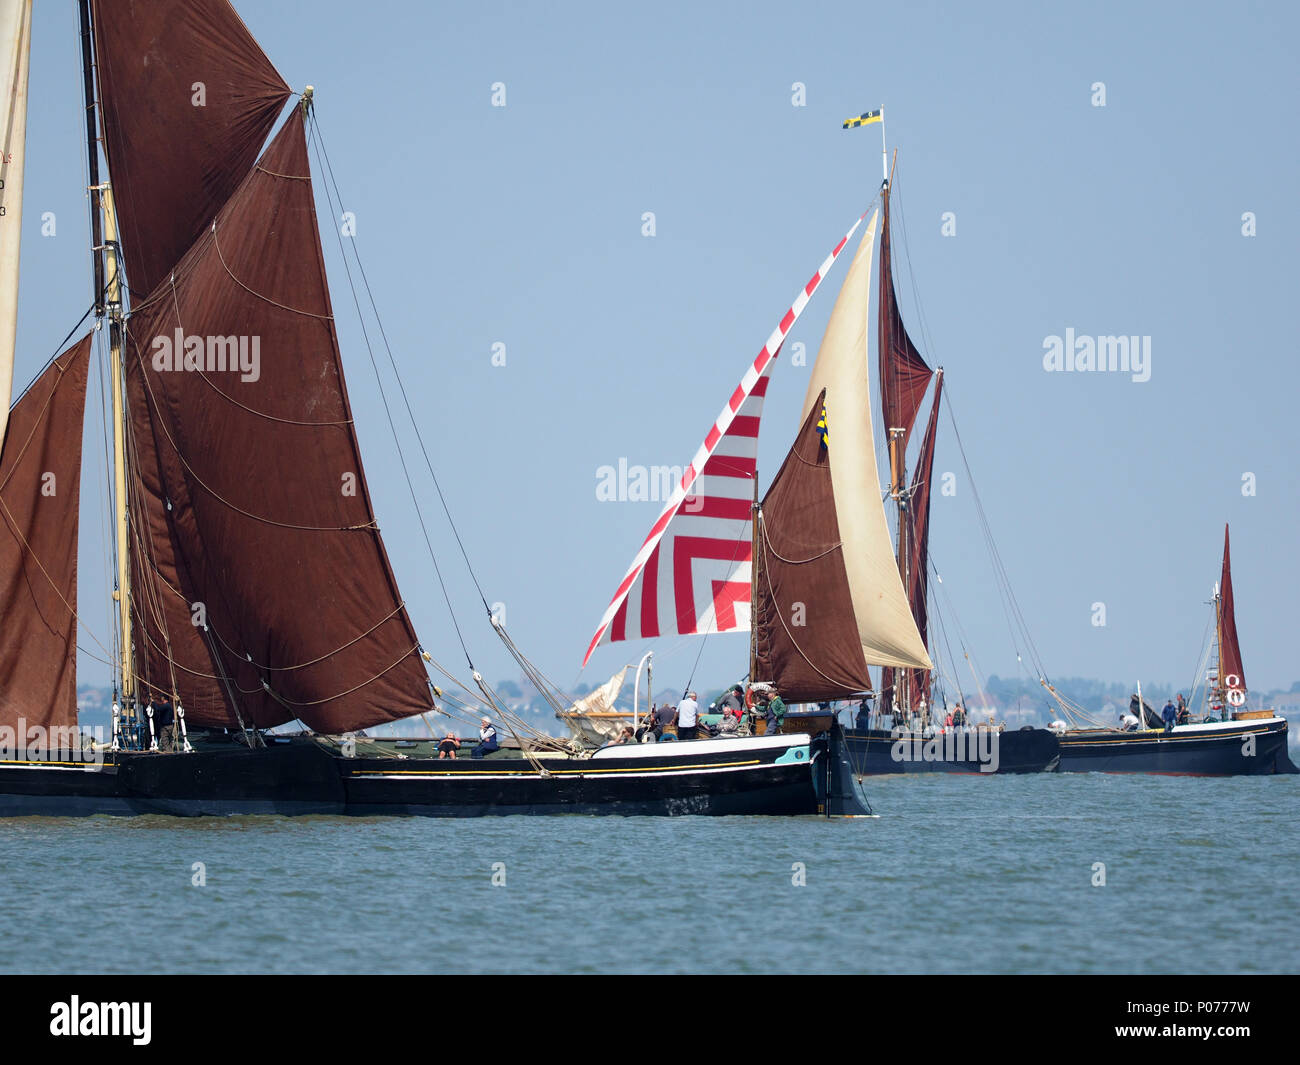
(1226, 689, 1246, 707)
(745, 686, 756, 710)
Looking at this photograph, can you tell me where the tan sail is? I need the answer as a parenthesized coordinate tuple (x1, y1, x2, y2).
(0, 0, 32, 447)
(799, 212, 931, 671)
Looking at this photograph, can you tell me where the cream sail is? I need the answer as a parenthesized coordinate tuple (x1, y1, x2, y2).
(800, 214, 932, 671)
(0, 0, 32, 447)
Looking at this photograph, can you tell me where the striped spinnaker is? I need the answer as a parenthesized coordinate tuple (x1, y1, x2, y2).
(583, 214, 867, 667)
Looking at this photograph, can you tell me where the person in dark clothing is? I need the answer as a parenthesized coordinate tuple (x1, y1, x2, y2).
(855, 698, 872, 730)
(437, 733, 461, 759)
(472, 717, 500, 758)
(760, 688, 786, 735)
(1176, 693, 1190, 726)
(1161, 699, 1177, 732)
(148, 690, 175, 750)
(650, 702, 676, 740)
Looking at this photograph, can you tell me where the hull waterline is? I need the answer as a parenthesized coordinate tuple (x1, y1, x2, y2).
(0, 727, 870, 817)
(1055, 717, 1297, 775)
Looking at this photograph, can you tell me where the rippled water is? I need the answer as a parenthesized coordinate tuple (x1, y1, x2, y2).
(1, 774, 1296, 974)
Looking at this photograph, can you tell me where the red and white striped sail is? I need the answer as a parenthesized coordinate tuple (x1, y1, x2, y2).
(583, 216, 866, 667)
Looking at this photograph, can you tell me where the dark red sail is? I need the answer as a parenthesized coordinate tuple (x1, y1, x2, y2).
(123, 110, 432, 733)
(0, 337, 91, 741)
(1218, 524, 1246, 697)
(752, 391, 873, 702)
(91, 0, 291, 298)
(878, 183, 933, 494)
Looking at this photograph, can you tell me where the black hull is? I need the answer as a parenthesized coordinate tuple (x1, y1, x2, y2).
(0, 727, 869, 817)
(844, 727, 1060, 774)
(1056, 718, 1298, 775)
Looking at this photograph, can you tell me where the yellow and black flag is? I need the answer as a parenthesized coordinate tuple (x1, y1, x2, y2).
(842, 109, 882, 130)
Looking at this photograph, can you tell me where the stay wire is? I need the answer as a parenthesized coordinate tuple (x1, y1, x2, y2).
(309, 111, 495, 622)
(305, 112, 476, 673)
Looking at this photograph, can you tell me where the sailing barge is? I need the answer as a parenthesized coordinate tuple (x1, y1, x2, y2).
(584, 144, 1057, 775)
(1054, 526, 1296, 775)
(0, 0, 861, 817)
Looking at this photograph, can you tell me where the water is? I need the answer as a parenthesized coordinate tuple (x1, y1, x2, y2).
(1, 774, 1296, 974)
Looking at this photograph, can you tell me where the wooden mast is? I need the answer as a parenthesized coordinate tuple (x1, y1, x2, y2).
(103, 186, 133, 706)
(79, 0, 133, 709)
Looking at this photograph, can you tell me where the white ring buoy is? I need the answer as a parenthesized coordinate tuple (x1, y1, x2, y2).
(1226, 689, 1246, 707)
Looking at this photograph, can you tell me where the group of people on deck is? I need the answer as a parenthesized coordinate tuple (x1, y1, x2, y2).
(613, 684, 788, 744)
(436, 717, 500, 759)
(1120, 693, 1190, 731)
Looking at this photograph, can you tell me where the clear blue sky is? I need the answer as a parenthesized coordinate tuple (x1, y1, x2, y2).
(16, 0, 1300, 704)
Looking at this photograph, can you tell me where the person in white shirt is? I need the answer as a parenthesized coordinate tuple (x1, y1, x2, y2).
(676, 691, 700, 740)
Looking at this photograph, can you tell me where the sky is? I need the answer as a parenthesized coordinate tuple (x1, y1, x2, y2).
(14, 0, 1300, 708)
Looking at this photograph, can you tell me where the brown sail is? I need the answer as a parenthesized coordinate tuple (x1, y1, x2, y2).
(123, 109, 432, 733)
(0, 337, 91, 740)
(878, 182, 933, 494)
(91, 0, 291, 299)
(753, 391, 873, 702)
(1218, 524, 1246, 697)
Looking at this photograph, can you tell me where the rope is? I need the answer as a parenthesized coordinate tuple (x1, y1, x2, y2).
(756, 516, 868, 695)
(124, 336, 378, 531)
(163, 274, 353, 426)
(306, 113, 478, 673)
(210, 222, 334, 320)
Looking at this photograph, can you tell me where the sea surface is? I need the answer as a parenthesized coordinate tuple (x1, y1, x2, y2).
(1, 773, 1296, 975)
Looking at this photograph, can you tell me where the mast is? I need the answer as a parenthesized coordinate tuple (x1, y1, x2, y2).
(102, 185, 133, 703)
(79, 0, 133, 704)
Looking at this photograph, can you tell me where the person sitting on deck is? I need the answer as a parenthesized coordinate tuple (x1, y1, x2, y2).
(437, 732, 461, 759)
(650, 702, 676, 741)
(717, 684, 745, 717)
(1162, 699, 1177, 732)
(472, 717, 500, 758)
(614, 725, 636, 744)
(951, 704, 966, 727)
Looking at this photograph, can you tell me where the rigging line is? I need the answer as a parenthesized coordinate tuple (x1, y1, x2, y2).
(124, 339, 376, 531)
(253, 642, 428, 708)
(309, 112, 495, 618)
(205, 601, 410, 673)
(0, 495, 114, 660)
(941, 388, 1036, 668)
(9, 301, 98, 409)
(209, 223, 333, 320)
(0, 354, 84, 495)
(306, 118, 477, 673)
(756, 518, 867, 694)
